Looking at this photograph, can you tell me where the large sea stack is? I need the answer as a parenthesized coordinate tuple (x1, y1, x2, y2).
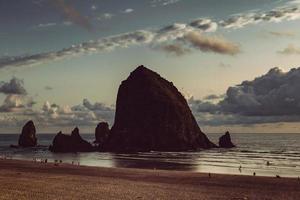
(49, 127, 94, 153)
(104, 65, 216, 152)
(18, 120, 37, 147)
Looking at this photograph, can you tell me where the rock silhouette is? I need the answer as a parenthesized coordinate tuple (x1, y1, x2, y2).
(18, 120, 37, 147)
(104, 65, 216, 152)
(219, 131, 235, 148)
(94, 122, 110, 146)
(49, 127, 94, 152)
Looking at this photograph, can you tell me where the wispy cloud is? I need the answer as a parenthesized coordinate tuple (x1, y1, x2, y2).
(151, 0, 180, 7)
(220, 6, 300, 29)
(96, 13, 114, 21)
(0, 17, 241, 70)
(269, 30, 296, 37)
(183, 32, 240, 55)
(122, 8, 134, 14)
(278, 44, 300, 54)
(52, 0, 92, 31)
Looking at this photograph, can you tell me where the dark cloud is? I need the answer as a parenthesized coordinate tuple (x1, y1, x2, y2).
(82, 98, 113, 111)
(183, 32, 240, 55)
(0, 77, 27, 95)
(189, 18, 218, 32)
(190, 67, 300, 125)
(44, 86, 53, 90)
(203, 94, 225, 100)
(52, 0, 92, 31)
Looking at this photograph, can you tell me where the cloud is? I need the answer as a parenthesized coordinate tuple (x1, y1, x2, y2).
(203, 94, 225, 100)
(159, 44, 190, 56)
(220, 6, 300, 29)
(52, 0, 92, 31)
(22, 99, 114, 128)
(36, 22, 57, 28)
(219, 62, 232, 68)
(189, 19, 218, 33)
(82, 98, 113, 111)
(0, 16, 242, 70)
(183, 32, 240, 55)
(151, 0, 180, 7)
(91, 5, 97, 11)
(0, 77, 27, 95)
(122, 8, 134, 14)
(269, 31, 295, 37)
(96, 13, 114, 21)
(278, 44, 300, 54)
(190, 67, 300, 125)
(0, 30, 155, 69)
(0, 95, 35, 113)
(44, 86, 53, 90)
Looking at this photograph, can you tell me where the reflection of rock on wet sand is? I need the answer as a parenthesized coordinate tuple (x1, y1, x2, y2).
(109, 153, 199, 171)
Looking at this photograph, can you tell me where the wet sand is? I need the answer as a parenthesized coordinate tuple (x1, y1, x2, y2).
(0, 159, 299, 200)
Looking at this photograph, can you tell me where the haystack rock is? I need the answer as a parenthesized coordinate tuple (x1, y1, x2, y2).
(49, 127, 94, 153)
(94, 122, 110, 146)
(219, 131, 235, 148)
(18, 120, 37, 147)
(104, 65, 216, 152)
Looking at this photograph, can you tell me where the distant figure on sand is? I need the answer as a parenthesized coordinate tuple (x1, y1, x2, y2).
(239, 165, 242, 173)
(253, 172, 256, 176)
(266, 161, 270, 166)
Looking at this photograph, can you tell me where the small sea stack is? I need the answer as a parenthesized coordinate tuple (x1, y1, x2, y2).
(219, 131, 235, 148)
(18, 120, 37, 147)
(94, 122, 110, 146)
(49, 127, 94, 153)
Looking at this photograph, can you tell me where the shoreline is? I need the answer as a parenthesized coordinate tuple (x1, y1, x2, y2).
(0, 159, 300, 199)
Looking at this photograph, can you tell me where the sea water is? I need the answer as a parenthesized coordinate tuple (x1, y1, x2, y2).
(1, 133, 300, 177)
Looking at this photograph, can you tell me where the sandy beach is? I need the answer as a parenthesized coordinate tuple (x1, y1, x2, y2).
(0, 159, 299, 200)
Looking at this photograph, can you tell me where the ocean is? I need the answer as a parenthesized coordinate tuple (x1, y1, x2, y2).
(1, 133, 300, 178)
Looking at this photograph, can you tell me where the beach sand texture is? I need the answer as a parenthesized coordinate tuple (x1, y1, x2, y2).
(0, 159, 299, 200)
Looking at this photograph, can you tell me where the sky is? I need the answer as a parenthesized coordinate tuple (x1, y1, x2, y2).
(1, 0, 300, 133)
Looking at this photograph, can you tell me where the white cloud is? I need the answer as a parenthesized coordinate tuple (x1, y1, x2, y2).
(220, 6, 300, 29)
(122, 8, 134, 14)
(97, 13, 114, 21)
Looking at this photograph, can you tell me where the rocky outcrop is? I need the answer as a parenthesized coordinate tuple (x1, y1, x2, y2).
(104, 65, 216, 152)
(94, 122, 110, 146)
(49, 127, 94, 153)
(219, 131, 235, 148)
(18, 120, 37, 147)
